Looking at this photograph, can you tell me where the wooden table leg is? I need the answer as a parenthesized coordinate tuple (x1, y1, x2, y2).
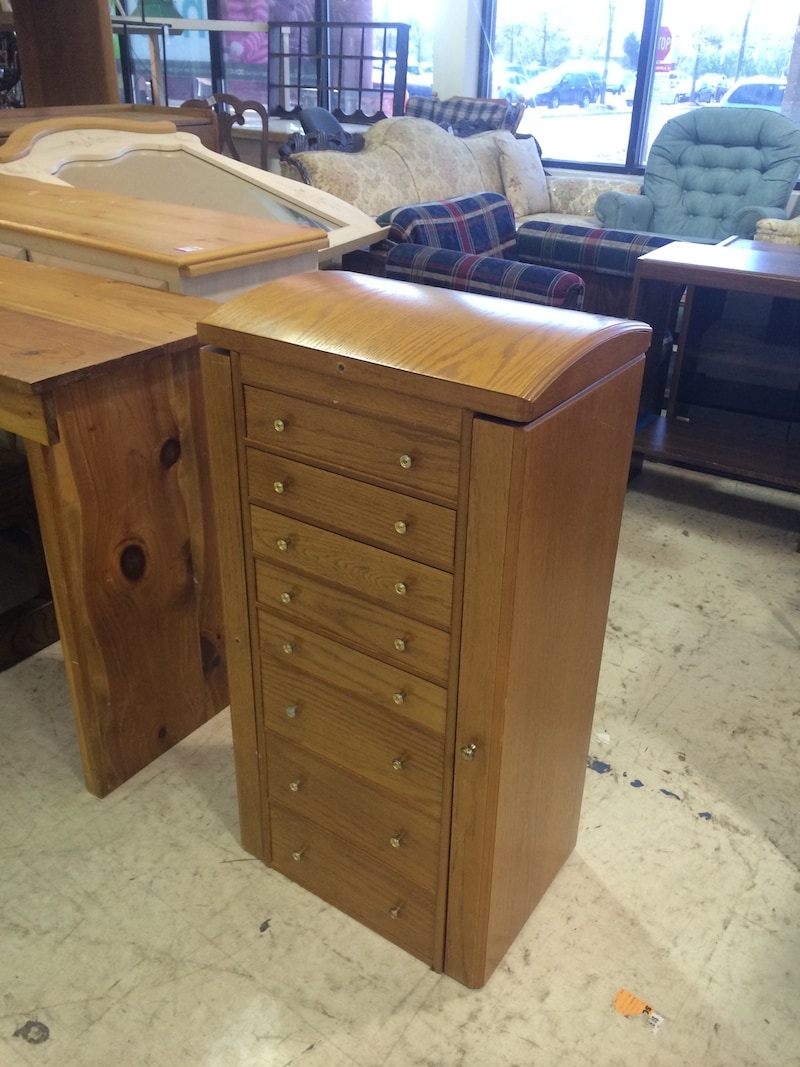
(25, 345, 228, 796)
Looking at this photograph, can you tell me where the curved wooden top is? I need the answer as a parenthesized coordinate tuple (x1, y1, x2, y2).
(198, 270, 651, 423)
(0, 117, 179, 163)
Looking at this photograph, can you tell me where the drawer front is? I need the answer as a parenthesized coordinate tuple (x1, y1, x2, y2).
(264, 663, 445, 816)
(244, 386, 461, 503)
(266, 735, 440, 891)
(271, 805, 437, 964)
(255, 561, 451, 685)
(251, 507, 453, 630)
(239, 355, 463, 441)
(247, 449, 456, 571)
(258, 612, 447, 734)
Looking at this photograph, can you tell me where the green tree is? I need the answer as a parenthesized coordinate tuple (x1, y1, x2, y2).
(622, 31, 639, 71)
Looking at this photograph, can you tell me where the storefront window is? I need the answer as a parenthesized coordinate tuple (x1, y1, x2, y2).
(489, 0, 800, 168)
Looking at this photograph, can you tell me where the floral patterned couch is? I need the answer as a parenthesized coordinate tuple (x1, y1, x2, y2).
(280, 116, 641, 226)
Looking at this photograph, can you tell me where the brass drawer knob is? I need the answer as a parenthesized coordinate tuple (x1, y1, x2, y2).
(392, 690, 405, 706)
(282, 641, 294, 655)
(280, 591, 293, 605)
(389, 904, 402, 919)
(285, 704, 298, 718)
(399, 454, 413, 470)
(394, 581, 407, 596)
(276, 538, 290, 552)
(390, 834, 403, 849)
(273, 418, 286, 433)
(273, 480, 287, 494)
(391, 757, 405, 771)
(291, 848, 305, 861)
(460, 743, 477, 761)
(393, 638, 406, 652)
(394, 520, 407, 535)
(289, 779, 301, 793)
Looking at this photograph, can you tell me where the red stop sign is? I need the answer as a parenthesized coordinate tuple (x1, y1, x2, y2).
(656, 26, 672, 62)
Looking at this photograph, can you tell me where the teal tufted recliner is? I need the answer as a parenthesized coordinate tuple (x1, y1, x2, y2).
(595, 107, 800, 242)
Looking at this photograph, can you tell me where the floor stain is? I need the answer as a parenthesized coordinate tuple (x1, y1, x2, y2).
(14, 1020, 49, 1044)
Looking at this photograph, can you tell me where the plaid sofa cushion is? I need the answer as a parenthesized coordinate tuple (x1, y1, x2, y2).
(377, 192, 518, 259)
(385, 244, 585, 311)
(516, 221, 673, 278)
(405, 95, 517, 133)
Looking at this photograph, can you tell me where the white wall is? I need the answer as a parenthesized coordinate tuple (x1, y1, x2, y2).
(431, 0, 480, 98)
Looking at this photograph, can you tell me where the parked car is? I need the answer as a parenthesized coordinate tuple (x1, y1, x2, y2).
(720, 76, 786, 111)
(602, 61, 631, 95)
(693, 72, 728, 103)
(526, 68, 598, 108)
(495, 70, 532, 103)
(406, 62, 434, 97)
(656, 71, 693, 103)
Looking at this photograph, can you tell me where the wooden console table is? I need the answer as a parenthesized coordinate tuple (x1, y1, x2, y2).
(198, 271, 649, 987)
(630, 238, 800, 490)
(0, 259, 225, 796)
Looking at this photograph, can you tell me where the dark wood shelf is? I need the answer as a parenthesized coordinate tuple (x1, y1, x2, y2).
(634, 415, 800, 492)
(631, 240, 800, 493)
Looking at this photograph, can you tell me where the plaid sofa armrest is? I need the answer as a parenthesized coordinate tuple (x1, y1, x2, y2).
(404, 95, 520, 135)
(516, 221, 673, 278)
(377, 193, 518, 258)
(385, 244, 585, 311)
(405, 96, 438, 121)
(433, 97, 515, 131)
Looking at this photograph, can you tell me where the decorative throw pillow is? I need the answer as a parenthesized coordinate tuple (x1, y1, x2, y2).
(497, 133, 550, 216)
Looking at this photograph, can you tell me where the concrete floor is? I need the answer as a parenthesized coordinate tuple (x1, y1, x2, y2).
(1, 461, 798, 1067)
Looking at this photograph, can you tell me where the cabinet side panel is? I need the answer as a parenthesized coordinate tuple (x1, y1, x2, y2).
(201, 347, 267, 859)
(484, 359, 643, 978)
(448, 357, 643, 988)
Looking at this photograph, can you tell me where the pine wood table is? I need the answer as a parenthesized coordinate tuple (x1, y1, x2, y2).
(0, 258, 227, 796)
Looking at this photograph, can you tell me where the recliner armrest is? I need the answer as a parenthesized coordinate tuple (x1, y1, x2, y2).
(732, 205, 788, 239)
(595, 190, 654, 231)
(385, 244, 585, 310)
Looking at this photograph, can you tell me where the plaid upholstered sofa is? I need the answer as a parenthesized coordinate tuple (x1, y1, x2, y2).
(382, 192, 586, 311)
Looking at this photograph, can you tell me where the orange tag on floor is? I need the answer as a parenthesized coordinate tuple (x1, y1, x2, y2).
(614, 988, 653, 1017)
